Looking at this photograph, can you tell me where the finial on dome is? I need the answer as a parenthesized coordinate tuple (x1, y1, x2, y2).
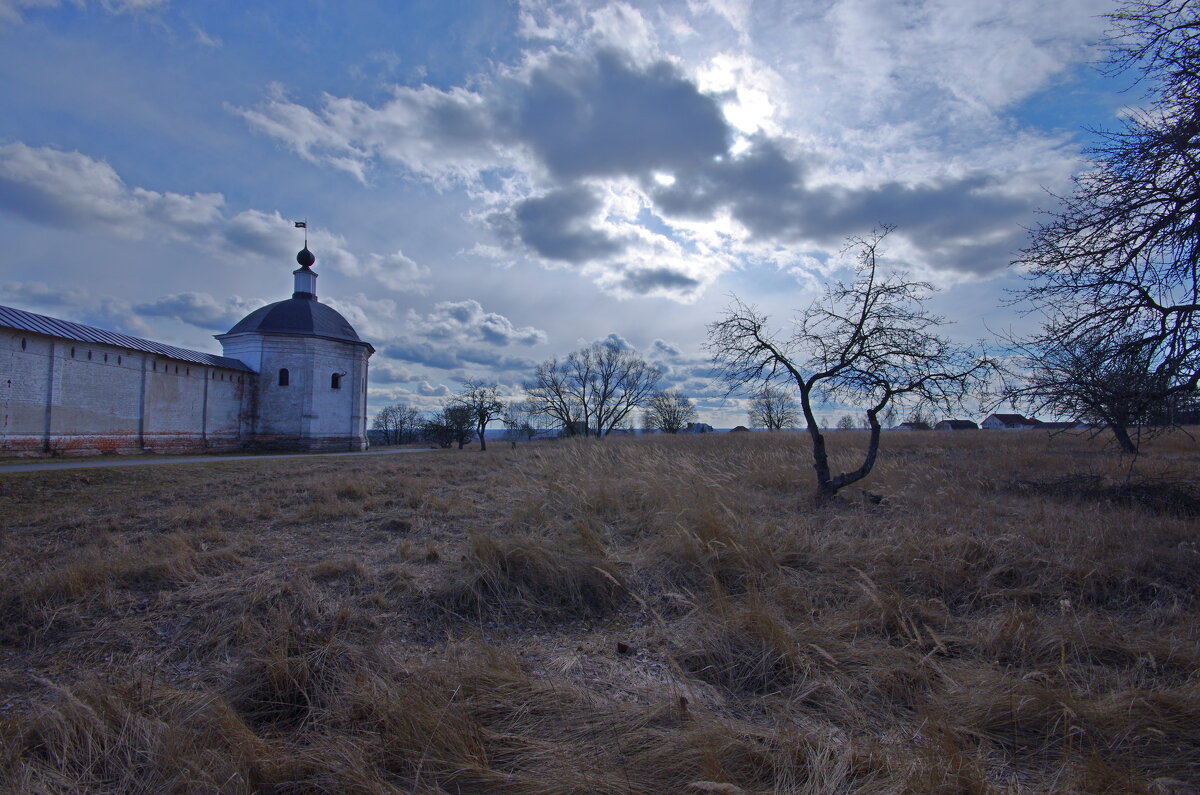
(293, 246, 318, 301)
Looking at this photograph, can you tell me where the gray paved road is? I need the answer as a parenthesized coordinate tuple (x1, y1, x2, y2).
(0, 447, 435, 474)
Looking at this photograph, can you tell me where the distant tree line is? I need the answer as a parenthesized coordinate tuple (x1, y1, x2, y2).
(373, 339, 714, 448)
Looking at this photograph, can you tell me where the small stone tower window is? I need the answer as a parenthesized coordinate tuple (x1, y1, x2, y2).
(20, 338, 26, 351)
(331, 373, 342, 390)
(278, 368, 290, 386)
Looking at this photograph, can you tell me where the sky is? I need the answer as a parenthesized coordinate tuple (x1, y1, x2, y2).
(0, 0, 1137, 426)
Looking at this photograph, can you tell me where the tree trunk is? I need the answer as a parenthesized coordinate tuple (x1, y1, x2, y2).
(798, 386, 837, 499)
(478, 422, 487, 451)
(1110, 422, 1138, 455)
(815, 409, 883, 499)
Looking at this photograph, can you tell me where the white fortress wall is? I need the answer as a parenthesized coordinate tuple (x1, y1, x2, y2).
(1, 328, 250, 456)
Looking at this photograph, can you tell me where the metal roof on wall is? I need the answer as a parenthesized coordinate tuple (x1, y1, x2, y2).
(0, 304, 254, 372)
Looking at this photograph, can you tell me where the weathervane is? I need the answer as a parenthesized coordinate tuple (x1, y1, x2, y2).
(294, 219, 308, 248)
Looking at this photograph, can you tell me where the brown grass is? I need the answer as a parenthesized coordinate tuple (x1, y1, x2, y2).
(0, 429, 1197, 792)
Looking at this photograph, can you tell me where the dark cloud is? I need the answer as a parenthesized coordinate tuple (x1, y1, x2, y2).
(382, 340, 461, 370)
(368, 360, 415, 384)
(619, 266, 702, 295)
(649, 137, 802, 222)
(648, 137, 1029, 275)
(134, 292, 255, 330)
(495, 185, 625, 264)
(506, 48, 729, 180)
(3, 280, 154, 338)
(220, 210, 294, 259)
(650, 338, 681, 358)
(238, 47, 1034, 280)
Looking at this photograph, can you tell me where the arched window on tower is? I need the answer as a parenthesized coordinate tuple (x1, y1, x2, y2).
(278, 368, 290, 386)
(331, 373, 342, 389)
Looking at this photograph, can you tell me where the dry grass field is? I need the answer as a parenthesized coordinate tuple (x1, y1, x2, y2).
(0, 430, 1197, 794)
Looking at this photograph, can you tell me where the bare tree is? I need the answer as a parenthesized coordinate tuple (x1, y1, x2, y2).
(999, 329, 1173, 453)
(523, 358, 585, 435)
(394, 404, 423, 443)
(708, 227, 993, 500)
(1012, 1, 1200, 439)
(455, 381, 505, 452)
(644, 390, 697, 433)
(836, 414, 856, 431)
(423, 404, 474, 449)
(371, 403, 423, 444)
(748, 386, 799, 430)
(524, 340, 661, 437)
(371, 406, 400, 444)
(502, 399, 548, 444)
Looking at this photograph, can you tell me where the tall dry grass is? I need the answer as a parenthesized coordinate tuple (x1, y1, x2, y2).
(0, 429, 1196, 792)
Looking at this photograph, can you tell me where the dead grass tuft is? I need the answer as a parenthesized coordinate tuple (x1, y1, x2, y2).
(676, 598, 803, 695)
(1012, 473, 1200, 518)
(442, 532, 627, 618)
(0, 680, 262, 794)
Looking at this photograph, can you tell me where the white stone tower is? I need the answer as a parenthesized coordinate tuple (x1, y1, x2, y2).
(217, 246, 374, 451)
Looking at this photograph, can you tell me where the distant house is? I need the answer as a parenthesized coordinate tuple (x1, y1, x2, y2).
(892, 421, 930, 431)
(981, 413, 1039, 430)
(935, 419, 978, 431)
(728, 425, 751, 433)
(683, 422, 714, 434)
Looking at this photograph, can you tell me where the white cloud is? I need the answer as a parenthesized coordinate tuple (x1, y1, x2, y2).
(0, 0, 170, 25)
(418, 299, 546, 347)
(101, 0, 169, 11)
(0, 143, 430, 293)
(234, 82, 511, 186)
(417, 380, 451, 397)
(192, 24, 220, 47)
(0, 142, 223, 238)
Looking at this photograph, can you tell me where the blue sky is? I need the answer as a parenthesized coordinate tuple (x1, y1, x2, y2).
(0, 0, 1133, 425)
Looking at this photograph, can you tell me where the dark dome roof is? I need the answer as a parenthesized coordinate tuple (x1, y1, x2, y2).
(225, 298, 365, 344)
(296, 247, 316, 268)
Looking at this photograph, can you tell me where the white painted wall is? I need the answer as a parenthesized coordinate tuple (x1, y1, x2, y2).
(220, 332, 371, 451)
(1, 329, 250, 455)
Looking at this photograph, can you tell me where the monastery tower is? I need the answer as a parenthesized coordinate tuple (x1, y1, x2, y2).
(218, 246, 374, 451)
